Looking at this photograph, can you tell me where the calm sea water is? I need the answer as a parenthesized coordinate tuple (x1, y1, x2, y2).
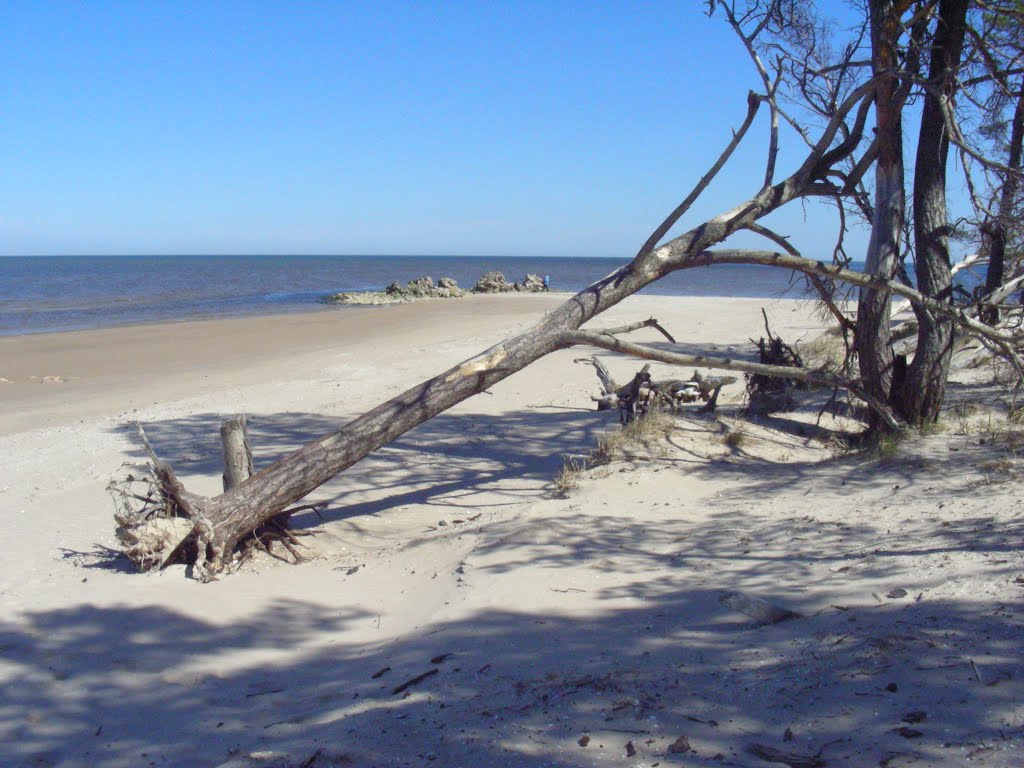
(0, 255, 835, 336)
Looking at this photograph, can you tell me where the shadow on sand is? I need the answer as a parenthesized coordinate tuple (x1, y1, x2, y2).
(3, 519, 1020, 766)
(14, 388, 1017, 766)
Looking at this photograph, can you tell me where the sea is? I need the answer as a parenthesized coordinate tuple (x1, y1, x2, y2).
(1, 254, 856, 337)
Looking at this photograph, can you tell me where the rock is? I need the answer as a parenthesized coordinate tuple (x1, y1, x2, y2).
(667, 736, 691, 754)
(405, 276, 435, 296)
(472, 271, 516, 293)
(323, 291, 404, 305)
(520, 273, 545, 292)
(327, 276, 462, 304)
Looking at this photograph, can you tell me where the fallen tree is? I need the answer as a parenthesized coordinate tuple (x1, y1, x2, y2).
(120, 240, 1023, 578)
(115, 2, 1024, 579)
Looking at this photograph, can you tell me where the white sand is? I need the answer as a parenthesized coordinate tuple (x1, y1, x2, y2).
(1, 294, 1021, 767)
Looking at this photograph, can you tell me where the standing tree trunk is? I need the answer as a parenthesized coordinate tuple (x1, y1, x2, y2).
(856, 0, 909, 415)
(981, 80, 1024, 325)
(896, 0, 968, 424)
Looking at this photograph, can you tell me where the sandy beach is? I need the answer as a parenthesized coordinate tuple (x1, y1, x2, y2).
(1, 294, 1021, 768)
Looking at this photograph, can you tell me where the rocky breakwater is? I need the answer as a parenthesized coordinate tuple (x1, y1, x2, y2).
(323, 276, 463, 305)
(471, 272, 547, 293)
(323, 271, 549, 306)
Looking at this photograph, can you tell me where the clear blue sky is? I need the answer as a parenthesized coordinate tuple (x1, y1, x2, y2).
(1, 1, 870, 258)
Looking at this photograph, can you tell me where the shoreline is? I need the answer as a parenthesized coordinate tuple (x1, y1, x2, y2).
(1, 276, 816, 340)
(0, 289, 582, 339)
(0, 293, 812, 436)
(2, 254, 828, 339)
(0, 292, 567, 434)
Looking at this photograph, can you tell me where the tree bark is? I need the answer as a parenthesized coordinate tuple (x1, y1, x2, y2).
(856, 0, 908, 416)
(221, 415, 254, 491)
(896, 0, 968, 424)
(981, 80, 1024, 325)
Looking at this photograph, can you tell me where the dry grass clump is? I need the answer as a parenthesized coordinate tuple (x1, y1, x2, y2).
(798, 330, 848, 372)
(552, 456, 586, 497)
(947, 403, 1024, 449)
(720, 429, 746, 449)
(948, 402, 982, 435)
(977, 457, 1015, 474)
(591, 407, 674, 465)
(552, 409, 676, 496)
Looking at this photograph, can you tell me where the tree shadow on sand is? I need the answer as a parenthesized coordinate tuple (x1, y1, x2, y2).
(68, 385, 1024, 766)
(3, 512, 1020, 767)
(111, 405, 611, 526)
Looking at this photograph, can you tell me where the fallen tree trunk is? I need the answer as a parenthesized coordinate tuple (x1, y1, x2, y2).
(130, 242, 1023, 578)
(128, 62, 895, 579)
(142, 248, 924, 579)
(560, 327, 901, 430)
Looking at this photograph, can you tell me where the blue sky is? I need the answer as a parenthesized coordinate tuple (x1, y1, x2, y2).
(1, 1, 872, 258)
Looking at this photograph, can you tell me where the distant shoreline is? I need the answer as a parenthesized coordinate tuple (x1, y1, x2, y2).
(0, 254, 824, 337)
(0, 290, 577, 339)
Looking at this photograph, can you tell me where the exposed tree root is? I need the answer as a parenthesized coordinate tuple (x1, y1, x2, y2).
(746, 308, 807, 413)
(110, 425, 324, 578)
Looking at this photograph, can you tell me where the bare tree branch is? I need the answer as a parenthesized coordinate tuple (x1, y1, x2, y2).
(559, 329, 901, 431)
(589, 318, 677, 344)
(698, 248, 1024, 345)
(743, 222, 855, 332)
(633, 91, 762, 260)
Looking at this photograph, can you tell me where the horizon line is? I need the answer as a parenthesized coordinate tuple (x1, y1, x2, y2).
(0, 252, 625, 259)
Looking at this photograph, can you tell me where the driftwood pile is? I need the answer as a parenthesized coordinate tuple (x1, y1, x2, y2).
(577, 357, 737, 424)
(746, 309, 806, 414)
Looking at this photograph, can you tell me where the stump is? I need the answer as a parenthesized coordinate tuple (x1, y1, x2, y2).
(221, 415, 254, 491)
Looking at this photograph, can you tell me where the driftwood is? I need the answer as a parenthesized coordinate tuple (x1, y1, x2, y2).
(618, 364, 654, 424)
(719, 590, 801, 625)
(576, 357, 619, 411)
(747, 309, 806, 414)
(745, 744, 826, 768)
(563, 329, 902, 431)
(579, 356, 737, 421)
(117, 418, 312, 572)
(391, 668, 439, 696)
(690, 372, 737, 412)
